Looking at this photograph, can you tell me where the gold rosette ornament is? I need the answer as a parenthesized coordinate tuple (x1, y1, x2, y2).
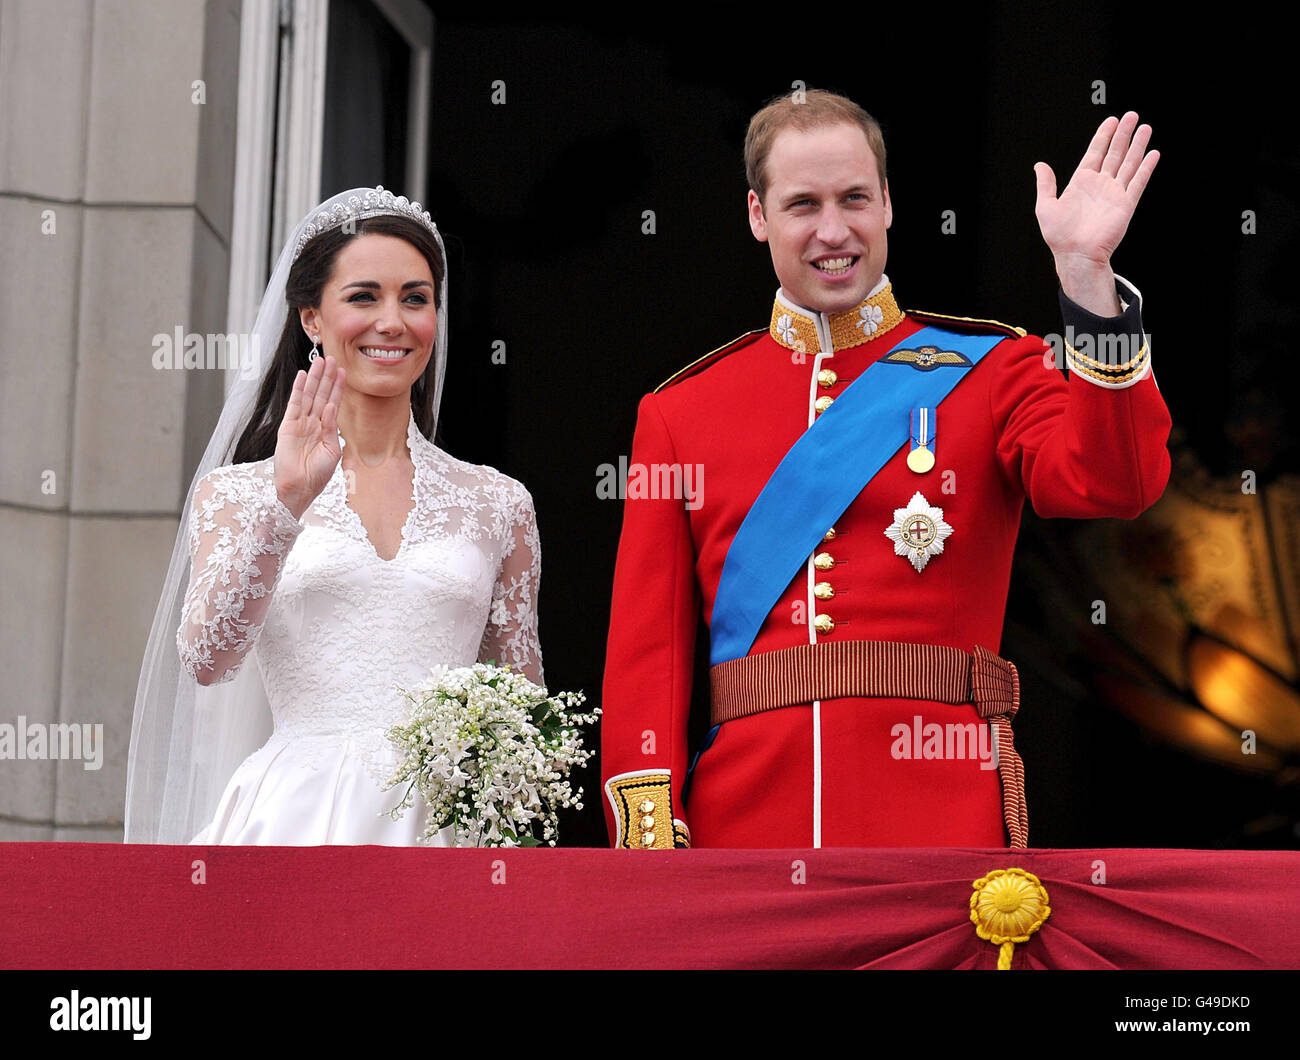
(969, 868, 1051, 970)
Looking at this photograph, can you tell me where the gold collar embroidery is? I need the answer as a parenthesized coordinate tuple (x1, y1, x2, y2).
(769, 282, 905, 355)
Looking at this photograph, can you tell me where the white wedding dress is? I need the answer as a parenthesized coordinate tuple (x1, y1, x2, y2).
(175, 407, 542, 845)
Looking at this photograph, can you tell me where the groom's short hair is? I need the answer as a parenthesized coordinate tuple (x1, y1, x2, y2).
(745, 89, 887, 208)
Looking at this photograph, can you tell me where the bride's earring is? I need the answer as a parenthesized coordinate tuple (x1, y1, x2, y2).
(308, 334, 320, 364)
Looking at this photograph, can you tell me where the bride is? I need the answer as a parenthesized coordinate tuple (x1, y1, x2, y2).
(125, 187, 543, 845)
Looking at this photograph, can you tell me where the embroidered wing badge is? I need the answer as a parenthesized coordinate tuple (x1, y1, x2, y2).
(881, 345, 973, 371)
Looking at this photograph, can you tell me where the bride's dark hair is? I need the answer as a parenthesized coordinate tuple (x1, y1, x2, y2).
(231, 214, 445, 465)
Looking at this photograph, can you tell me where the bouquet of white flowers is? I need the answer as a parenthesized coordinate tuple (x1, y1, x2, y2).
(384, 662, 598, 847)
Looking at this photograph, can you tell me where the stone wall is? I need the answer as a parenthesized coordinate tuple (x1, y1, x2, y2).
(0, 0, 241, 840)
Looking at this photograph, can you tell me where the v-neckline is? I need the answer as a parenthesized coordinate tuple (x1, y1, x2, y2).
(337, 411, 420, 564)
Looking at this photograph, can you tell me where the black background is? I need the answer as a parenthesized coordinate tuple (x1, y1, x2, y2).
(412, 8, 1297, 848)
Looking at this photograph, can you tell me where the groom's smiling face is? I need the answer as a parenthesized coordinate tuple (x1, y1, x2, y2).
(747, 122, 892, 315)
(301, 234, 437, 398)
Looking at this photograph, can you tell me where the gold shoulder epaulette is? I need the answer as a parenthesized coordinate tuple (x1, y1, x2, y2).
(654, 329, 766, 393)
(905, 309, 1027, 340)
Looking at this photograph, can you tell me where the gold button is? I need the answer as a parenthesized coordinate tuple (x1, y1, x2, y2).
(813, 614, 835, 634)
(814, 581, 834, 600)
(823, 527, 837, 542)
(638, 799, 655, 814)
(817, 368, 838, 388)
(814, 395, 834, 413)
(641, 832, 656, 847)
(640, 815, 655, 831)
(813, 552, 835, 571)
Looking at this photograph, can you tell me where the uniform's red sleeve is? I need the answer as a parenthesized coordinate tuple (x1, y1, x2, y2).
(600, 392, 697, 849)
(992, 278, 1172, 518)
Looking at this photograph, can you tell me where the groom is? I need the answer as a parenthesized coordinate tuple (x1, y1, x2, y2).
(600, 89, 1170, 849)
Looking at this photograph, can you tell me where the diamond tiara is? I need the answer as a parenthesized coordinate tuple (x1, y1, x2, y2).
(292, 186, 439, 262)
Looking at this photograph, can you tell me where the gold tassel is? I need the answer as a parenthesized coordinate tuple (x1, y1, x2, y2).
(970, 868, 1051, 970)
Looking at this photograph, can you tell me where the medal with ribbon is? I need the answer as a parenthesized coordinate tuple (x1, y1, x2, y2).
(907, 406, 935, 473)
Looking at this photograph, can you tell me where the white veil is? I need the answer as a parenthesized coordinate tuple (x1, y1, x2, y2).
(124, 187, 449, 843)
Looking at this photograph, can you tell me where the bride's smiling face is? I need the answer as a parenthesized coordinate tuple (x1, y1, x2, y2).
(299, 233, 437, 398)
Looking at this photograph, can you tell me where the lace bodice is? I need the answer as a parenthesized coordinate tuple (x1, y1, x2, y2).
(175, 408, 543, 768)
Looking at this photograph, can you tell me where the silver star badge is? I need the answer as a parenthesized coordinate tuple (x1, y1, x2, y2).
(884, 491, 953, 572)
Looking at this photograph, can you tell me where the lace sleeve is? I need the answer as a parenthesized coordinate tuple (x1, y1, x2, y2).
(176, 464, 305, 686)
(478, 481, 544, 686)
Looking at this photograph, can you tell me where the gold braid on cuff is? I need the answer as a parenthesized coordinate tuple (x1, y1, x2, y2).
(1065, 339, 1149, 383)
(604, 771, 688, 849)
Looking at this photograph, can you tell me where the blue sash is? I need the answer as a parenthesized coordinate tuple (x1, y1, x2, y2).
(709, 325, 1004, 665)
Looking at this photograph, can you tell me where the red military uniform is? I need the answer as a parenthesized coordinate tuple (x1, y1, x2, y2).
(601, 276, 1170, 849)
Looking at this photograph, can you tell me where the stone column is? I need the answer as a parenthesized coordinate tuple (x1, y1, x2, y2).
(0, 0, 241, 841)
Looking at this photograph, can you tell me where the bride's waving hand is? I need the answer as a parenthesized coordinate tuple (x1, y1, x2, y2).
(275, 355, 346, 521)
